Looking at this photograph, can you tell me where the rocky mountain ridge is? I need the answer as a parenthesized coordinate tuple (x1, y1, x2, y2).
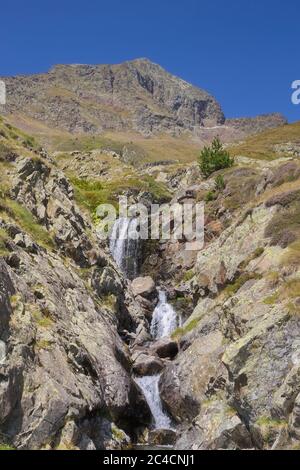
(0, 59, 286, 144)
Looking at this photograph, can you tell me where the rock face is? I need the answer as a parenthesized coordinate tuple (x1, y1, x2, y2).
(131, 276, 156, 299)
(1, 59, 225, 135)
(0, 95, 297, 451)
(226, 113, 287, 135)
(143, 154, 300, 450)
(0, 122, 151, 449)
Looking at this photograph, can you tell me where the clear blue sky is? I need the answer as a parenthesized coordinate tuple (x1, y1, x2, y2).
(1, 0, 299, 122)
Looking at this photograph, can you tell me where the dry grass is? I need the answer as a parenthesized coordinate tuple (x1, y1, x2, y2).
(229, 121, 300, 160)
(4, 113, 200, 164)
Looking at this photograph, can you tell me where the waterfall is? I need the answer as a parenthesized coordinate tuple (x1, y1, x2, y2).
(110, 218, 177, 433)
(151, 290, 178, 339)
(135, 290, 179, 431)
(109, 217, 140, 279)
(135, 375, 172, 429)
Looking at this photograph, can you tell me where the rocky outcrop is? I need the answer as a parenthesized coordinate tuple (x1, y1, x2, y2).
(226, 113, 287, 135)
(0, 126, 151, 449)
(131, 276, 156, 299)
(154, 155, 300, 450)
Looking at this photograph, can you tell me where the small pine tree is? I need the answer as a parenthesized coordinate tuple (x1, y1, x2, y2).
(198, 137, 234, 178)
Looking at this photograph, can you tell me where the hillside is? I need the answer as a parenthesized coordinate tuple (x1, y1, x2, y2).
(0, 59, 287, 166)
(230, 120, 300, 160)
(2, 112, 300, 450)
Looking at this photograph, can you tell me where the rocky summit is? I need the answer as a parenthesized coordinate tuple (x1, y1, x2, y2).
(1, 59, 224, 135)
(0, 59, 300, 451)
(1, 59, 286, 142)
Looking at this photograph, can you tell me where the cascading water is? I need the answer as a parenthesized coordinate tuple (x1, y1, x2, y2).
(135, 290, 179, 431)
(151, 290, 178, 339)
(135, 375, 172, 429)
(110, 217, 177, 433)
(109, 217, 140, 279)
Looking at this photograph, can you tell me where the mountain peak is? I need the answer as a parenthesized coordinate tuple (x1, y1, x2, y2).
(2, 59, 225, 135)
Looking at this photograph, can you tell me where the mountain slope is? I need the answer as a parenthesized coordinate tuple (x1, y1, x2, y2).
(1, 59, 224, 136)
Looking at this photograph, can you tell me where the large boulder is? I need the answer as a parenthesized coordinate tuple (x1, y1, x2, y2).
(131, 276, 156, 299)
(159, 314, 225, 423)
(132, 352, 164, 376)
(175, 400, 253, 450)
(150, 338, 179, 359)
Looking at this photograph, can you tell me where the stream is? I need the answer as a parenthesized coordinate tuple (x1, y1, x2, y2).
(110, 217, 179, 443)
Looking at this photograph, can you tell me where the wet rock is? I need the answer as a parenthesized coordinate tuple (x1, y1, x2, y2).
(131, 323, 152, 349)
(150, 338, 178, 359)
(149, 429, 177, 446)
(132, 353, 164, 376)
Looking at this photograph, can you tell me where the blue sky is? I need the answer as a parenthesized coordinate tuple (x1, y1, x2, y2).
(1, 0, 299, 122)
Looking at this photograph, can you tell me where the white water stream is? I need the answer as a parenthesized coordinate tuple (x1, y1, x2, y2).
(134, 375, 172, 429)
(109, 218, 178, 430)
(136, 290, 178, 429)
(110, 217, 140, 279)
(151, 290, 178, 339)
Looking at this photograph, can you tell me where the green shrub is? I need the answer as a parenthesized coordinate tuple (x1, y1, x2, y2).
(198, 138, 234, 178)
(205, 190, 217, 202)
(214, 174, 226, 191)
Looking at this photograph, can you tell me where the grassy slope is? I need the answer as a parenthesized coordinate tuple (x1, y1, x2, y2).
(229, 121, 300, 160)
(6, 113, 200, 164)
(0, 116, 54, 251)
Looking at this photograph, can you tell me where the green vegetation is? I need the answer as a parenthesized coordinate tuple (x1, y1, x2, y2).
(171, 317, 200, 339)
(0, 443, 15, 450)
(203, 174, 227, 203)
(204, 190, 217, 203)
(49, 131, 199, 164)
(198, 138, 234, 178)
(238, 247, 264, 270)
(71, 174, 171, 219)
(281, 240, 300, 267)
(32, 308, 54, 328)
(255, 416, 287, 444)
(0, 227, 10, 256)
(0, 118, 39, 151)
(183, 269, 195, 282)
(214, 174, 226, 191)
(0, 431, 14, 450)
(35, 339, 52, 350)
(0, 197, 54, 250)
(223, 272, 262, 298)
(111, 424, 126, 442)
(101, 294, 118, 311)
(0, 142, 12, 161)
(263, 292, 279, 305)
